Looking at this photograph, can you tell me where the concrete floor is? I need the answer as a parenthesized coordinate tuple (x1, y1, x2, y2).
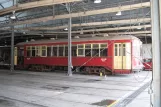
(0, 70, 151, 107)
(126, 88, 150, 107)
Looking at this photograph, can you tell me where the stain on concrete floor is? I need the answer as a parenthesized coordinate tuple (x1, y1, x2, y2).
(92, 99, 115, 106)
(0, 99, 15, 107)
(41, 85, 70, 91)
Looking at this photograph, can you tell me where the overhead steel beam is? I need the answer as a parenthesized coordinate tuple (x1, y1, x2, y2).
(0, 31, 151, 39)
(134, 34, 151, 36)
(36, 30, 151, 35)
(23, 25, 152, 34)
(1, 18, 150, 31)
(109, 31, 151, 35)
(25, 18, 151, 31)
(72, 25, 151, 33)
(0, 24, 151, 35)
(0, 0, 82, 16)
(2, 2, 150, 27)
(0, 3, 4, 9)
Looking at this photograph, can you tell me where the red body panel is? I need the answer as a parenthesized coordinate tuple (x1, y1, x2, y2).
(25, 57, 112, 68)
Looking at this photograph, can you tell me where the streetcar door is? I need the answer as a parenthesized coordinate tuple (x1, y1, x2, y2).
(122, 43, 131, 69)
(17, 47, 24, 66)
(114, 43, 122, 69)
(114, 43, 131, 70)
(14, 47, 17, 65)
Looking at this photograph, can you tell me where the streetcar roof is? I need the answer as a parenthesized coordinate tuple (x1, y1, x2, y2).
(16, 35, 140, 46)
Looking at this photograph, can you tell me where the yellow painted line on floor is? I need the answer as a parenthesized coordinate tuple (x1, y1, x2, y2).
(107, 100, 119, 107)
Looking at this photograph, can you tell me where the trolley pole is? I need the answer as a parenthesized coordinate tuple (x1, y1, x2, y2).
(10, 20, 14, 72)
(151, 0, 161, 106)
(67, 3, 72, 76)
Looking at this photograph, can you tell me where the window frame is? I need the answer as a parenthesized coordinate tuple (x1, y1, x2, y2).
(85, 44, 92, 57)
(77, 44, 85, 57)
(26, 46, 32, 57)
(65, 45, 68, 57)
(35, 46, 41, 57)
(72, 44, 77, 57)
(47, 46, 52, 57)
(58, 45, 65, 57)
(100, 43, 108, 57)
(31, 46, 36, 57)
(52, 45, 58, 57)
(41, 45, 47, 57)
(91, 43, 100, 57)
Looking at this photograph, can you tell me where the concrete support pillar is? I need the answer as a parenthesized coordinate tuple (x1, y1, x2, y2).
(67, 3, 72, 76)
(151, 0, 161, 106)
(10, 20, 14, 72)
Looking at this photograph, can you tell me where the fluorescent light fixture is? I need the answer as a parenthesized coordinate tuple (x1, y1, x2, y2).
(10, 15, 16, 19)
(137, 23, 142, 29)
(116, 11, 122, 16)
(64, 28, 68, 31)
(137, 27, 142, 29)
(94, 0, 101, 3)
(10, 11, 16, 19)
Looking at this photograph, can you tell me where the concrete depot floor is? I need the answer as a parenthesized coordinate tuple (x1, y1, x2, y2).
(0, 70, 151, 107)
(126, 88, 150, 107)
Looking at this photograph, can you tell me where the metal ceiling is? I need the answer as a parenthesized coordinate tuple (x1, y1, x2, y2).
(0, 0, 151, 45)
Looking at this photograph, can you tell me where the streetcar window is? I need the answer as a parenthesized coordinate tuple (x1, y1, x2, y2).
(35, 46, 41, 57)
(85, 44, 91, 57)
(26, 46, 31, 57)
(78, 49, 84, 56)
(119, 44, 122, 56)
(14, 47, 17, 56)
(100, 44, 108, 57)
(72, 45, 77, 56)
(47, 46, 52, 56)
(122, 44, 126, 56)
(77, 44, 85, 56)
(122, 48, 126, 56)
(32, 46, 36, 57)
(65, 45, 68, 56)
(115, 44, 118, 56)
(92, 44, 99, 57)
(58, 45, 64, 56)
(41, 46, 47, 57)
(100, 49, 107, 56)
(52, 46, 57, 56)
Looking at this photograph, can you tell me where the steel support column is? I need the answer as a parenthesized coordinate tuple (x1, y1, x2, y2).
(151, 0, 161, 106)
(67, 3, 72, 76)
(10, 20, 14, 72)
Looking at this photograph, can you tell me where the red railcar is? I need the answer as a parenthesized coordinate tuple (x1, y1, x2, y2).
(143, 58, 152, 70)
(15, 35, 143, 74)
